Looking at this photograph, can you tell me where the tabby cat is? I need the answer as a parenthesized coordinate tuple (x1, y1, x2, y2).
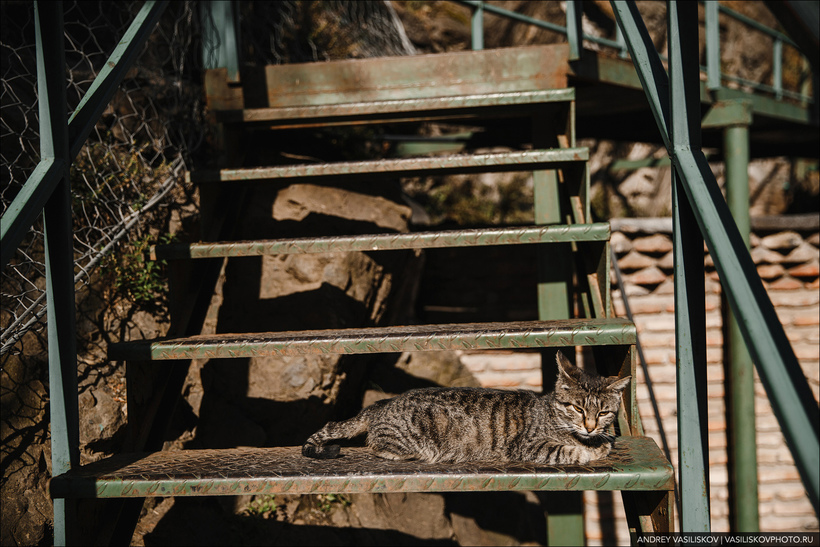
(302, 351, 630, 465)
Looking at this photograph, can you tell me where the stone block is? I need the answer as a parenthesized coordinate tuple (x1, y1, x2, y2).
(628, 266, 667, 287)
(617, 250, 655, 271)
(610, 231, 633, 255)
(632, 233, 673, 254)
(783, 242, 820, 264)
(751, 245, 786, 264)
(760, 231, 803, 251)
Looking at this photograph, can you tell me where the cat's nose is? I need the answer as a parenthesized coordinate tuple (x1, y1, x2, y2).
(585, 420, 596, 432)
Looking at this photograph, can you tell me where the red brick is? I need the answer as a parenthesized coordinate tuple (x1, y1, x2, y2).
(757, 263, 786, 280)
(775, 483, 813, 501)
(618, 250, 655, 271)
(760, 515, 817, 532)
(655, 278, 675, 294)
(766, 275, 805, 290)
(769, 290, 820, 307)
(792, 313, 820, 326)
(771, 498, 816, 517)
(476, 374, 525, 388)
(793, 343, 820, 360)
(788, 262, 819, 279)
(629, 266, 667, 286)
(757, 467, 802, 482)
(626, 295, 668, 314)
(641, 348, 673, 365)
(632, 234, 673, 254)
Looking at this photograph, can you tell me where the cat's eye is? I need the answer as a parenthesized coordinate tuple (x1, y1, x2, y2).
(599, 411, 613, 417)
(567, 404, 583, 413)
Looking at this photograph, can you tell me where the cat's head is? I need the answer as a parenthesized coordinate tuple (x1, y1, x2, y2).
(552, 351, 631, 441)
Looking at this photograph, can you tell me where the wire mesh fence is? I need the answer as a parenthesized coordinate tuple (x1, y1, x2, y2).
(0, 0, 417, 359)
(1, 1, 203, 357)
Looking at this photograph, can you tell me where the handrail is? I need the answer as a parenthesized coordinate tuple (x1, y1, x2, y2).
(613, 0, 819, 529)
(457, 0, 814, 104)
(0, 2, 169, 545)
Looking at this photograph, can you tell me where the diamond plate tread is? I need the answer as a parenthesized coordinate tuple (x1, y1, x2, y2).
(185, 148, 588, 184)
(214, 89, 574, 127)
(50, 436, 673, 499)
(150, 223, 610, 260)
(107, 319, 636, 361)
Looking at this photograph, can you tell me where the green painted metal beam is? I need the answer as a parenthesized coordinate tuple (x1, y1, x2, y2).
(49, 436, 673, 499)
(612, 0, 820, 517)
(669, 2, 711, 532)
(713, 87, 812, 125)
(201, 1, 239, 82)
(470, 0, 484, 50)
(705, 1, 720, 91)
(702, 100, 753, 129)
(108, 319, 637, 362)
(1, 159, 64, 270)
(151, 224, 610, 260)
(723, 117, 760, 532)
(187, 148, 589, 183)
(32, 3, 79, 545)
(566, 1, 583, 62)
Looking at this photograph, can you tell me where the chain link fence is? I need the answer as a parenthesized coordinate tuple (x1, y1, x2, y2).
(1, 1, 204, 358)
(1, 1, 415, 360)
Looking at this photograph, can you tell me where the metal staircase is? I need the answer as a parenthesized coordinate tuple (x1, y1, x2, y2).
(49, 44, 675, 541)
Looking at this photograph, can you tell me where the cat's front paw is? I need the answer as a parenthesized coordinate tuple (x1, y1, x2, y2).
(588, 442, 612, 462)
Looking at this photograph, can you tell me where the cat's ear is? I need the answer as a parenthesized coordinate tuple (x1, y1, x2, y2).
(555, 351, 578, 380)
(607, 375, 632, 394)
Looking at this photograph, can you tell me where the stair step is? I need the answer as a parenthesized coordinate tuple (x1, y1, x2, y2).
(186, 148, 588, 184)
(50, 436, 673, 499)
(214, 89, 575, 128)
(151, 223, 610, 260)
(108, 319, 636, 361)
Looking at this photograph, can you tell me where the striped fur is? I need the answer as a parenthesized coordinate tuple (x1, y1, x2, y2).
(302, 351, 630, 464)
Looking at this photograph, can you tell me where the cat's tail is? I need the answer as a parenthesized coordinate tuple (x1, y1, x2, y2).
(302, 401, 386, 459)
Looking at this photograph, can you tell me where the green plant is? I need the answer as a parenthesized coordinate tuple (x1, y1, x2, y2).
(244, 495, 278, 517)
(103, 233, 173, 305)
(316, 493, 351, 513)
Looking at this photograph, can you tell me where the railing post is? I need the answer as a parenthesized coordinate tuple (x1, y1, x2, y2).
(773, 37, 783, 100)
(705, 1, 720, 91)
(201, 0, 240, 82)
(567, 1, 583, 61)
(532, 94, 583, 547)
(34, 1, 80, 545)
(614, 0, 819, 519)
(669, 0, 711, 532)
(723, 109, 760, 533)
(470, 1, 484, 51)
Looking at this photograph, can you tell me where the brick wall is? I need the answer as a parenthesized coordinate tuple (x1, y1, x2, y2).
(461, 215, 819, 543)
